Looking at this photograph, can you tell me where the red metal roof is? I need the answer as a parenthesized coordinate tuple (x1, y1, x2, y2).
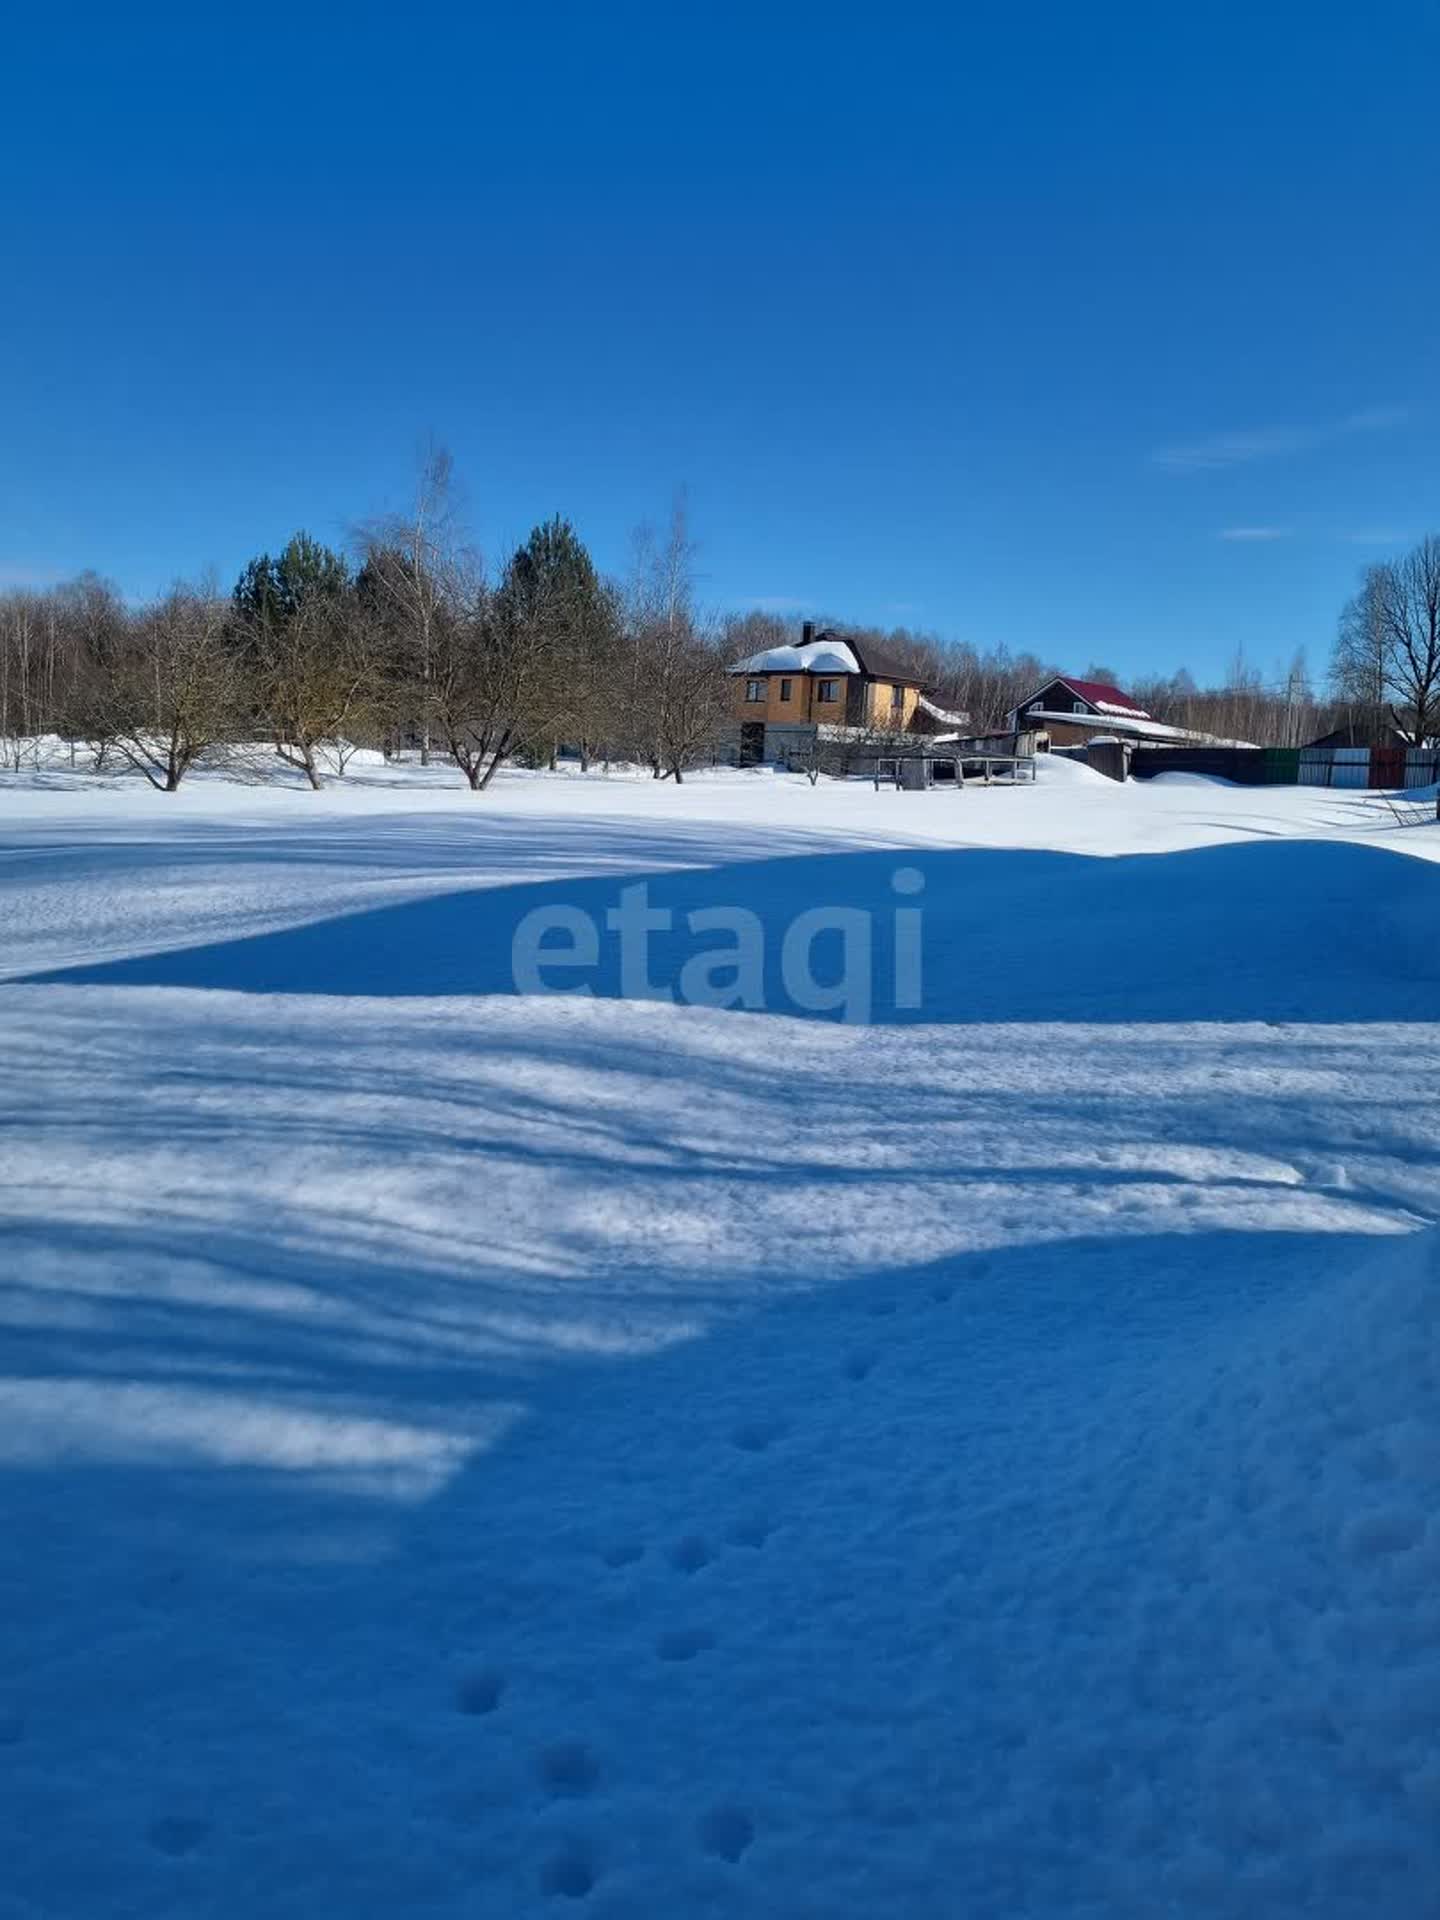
(1052, 677, 1152, 718)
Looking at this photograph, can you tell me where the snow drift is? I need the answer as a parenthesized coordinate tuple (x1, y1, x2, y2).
(3, 767, 1439, 1917)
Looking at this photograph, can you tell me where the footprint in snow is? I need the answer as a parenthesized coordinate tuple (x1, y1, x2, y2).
(455, 1669, 505, 1716)
(147, 1816, 209, 1858)
(698, 1805, 755, 1863)
(725, 1514, 771, 1550)
(538, 1741, 600, 1797)
(540, 1846, 595, 1899)
(668, 1534, 712, 1574)
(657, 1627, 717, 1662)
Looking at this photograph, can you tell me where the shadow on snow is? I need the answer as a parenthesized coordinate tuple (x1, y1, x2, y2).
(20, 836, 1440, 1023)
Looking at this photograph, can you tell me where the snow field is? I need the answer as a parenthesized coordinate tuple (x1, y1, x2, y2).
(1, 759, 1438, 1917)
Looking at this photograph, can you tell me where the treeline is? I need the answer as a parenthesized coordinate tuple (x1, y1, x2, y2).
(719, 611, 1065, 738)
(1129, 534, 1440, 750)
(1129, 658, 1332, 747)
(723, 614, 1369, 747)
(0, 454, 730, 789)
(6, 463, 1437, 789)
(1330, 535, 1440, 746)
(1135, 533, 1440, 748)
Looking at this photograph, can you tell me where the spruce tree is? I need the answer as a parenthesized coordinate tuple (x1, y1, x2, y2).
(495, 517, 617, 766)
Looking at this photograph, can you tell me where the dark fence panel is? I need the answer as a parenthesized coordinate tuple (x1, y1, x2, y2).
(1130, 747, 1267, 784)
(1261, 747, 1301, 784)
(1132, 743, 1436, 788)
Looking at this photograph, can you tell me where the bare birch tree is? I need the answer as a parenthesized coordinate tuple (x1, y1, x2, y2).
(0, 592, 43, 769)
(624, 500, 727, 781)
(1333, 567, 1390, 716)
(355, 445, 471, 765)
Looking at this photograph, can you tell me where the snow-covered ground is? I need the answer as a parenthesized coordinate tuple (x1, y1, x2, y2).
(2, 758, 1438, 1918)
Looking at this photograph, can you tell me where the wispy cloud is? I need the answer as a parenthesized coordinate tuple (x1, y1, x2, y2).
(1158, 426, 1314, 472)
(1218, 526, 1291, 542)
(1154, 406, 1406, 474)
(745, 594, 808, 614)
(0, 563, 62, 588)
(1343, 406, 1408, 432)
(1340, 527, 1408, 546)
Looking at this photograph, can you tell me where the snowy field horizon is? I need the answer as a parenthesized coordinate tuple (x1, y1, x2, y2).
(3, 755, 1439, 1917)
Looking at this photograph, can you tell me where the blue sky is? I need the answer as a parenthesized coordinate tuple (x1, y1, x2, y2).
(3, 0, 1437, 685)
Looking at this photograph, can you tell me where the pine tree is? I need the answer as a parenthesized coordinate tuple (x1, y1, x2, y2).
(495, 517, 618, 767)
(231, 534, 365, 787)
(234, 532, 350, 630)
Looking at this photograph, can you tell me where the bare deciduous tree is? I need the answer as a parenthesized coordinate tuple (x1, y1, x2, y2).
(0, 590, 76, 768)
(0, 591, 42, 769)
(427, 567, 549, 790)
(623, 500, 727, 781)
(1369, 540, 1440, 745)
(356, 445, 470, 765)
(248, 594, 377, 789)
(1332, 569, 1389, 717)
(1329, 545, 1440, 745)
(101, 585, 239, 791)
(53, 573, 129, 768)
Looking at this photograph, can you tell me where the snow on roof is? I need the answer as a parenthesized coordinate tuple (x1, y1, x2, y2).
(916, 694, 971, 727)
(1014, 676, 1154, 720)
(1055, 677, 1153, 718)
(731, 643, 801, 673)
(1092, 697, 1151, 718)
(1022, 708, 1256, 748)
(728, 639, 862, 677)
(1025, 707, 1184, 741)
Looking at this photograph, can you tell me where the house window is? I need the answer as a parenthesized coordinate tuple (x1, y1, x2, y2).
(1072, 701, 1085, 714)
(890, 685, 905, 710)
(745, 679, 765, 703)
(816, 678, 840, 703)
(779, 678, 793, 702)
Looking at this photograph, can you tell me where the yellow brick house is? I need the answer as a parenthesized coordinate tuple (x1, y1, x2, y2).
(727, 623, 935, 765)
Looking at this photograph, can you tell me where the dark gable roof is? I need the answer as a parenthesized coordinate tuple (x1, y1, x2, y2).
(1305, 714, 1413, 750)
(1057, 677, 1150, 716)
(1024, 676, 1151, 719)
(822, 630, 930, 688)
